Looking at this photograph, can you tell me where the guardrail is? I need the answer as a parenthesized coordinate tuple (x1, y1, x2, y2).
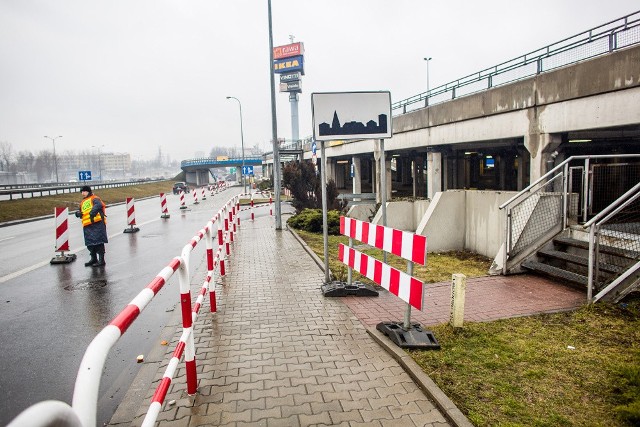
(8, 192, 241, 427)
(0, 179, 165, 200)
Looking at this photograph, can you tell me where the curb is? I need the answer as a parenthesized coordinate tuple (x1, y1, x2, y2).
(288, 225, 474, 427)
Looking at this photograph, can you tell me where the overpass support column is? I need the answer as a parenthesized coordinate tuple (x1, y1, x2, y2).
(413, 155, 425, 198)
(325, 158, 336, 186)
(525, 133, 562, 183)
(427, 151, 442, 198)
(235, 167, 242, 183)
(352, 156, 362, 194)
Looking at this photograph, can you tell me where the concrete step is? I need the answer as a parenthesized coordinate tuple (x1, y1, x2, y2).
(521, 260, 589, 287)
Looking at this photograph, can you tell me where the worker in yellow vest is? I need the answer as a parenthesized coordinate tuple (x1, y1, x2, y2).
(75, 185, 108, 267)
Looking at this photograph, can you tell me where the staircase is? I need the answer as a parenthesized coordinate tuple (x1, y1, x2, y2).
(521, 227, 640, 300)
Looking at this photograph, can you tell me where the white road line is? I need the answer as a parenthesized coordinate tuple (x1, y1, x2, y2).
(0, 217, 163, 284)
(0, 236, 16, 242)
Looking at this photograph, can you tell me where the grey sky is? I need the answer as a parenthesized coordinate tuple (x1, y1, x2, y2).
(1, 1, 637, 162)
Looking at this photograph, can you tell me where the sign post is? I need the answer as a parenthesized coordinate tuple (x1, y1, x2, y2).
(312, 91, 392, 295)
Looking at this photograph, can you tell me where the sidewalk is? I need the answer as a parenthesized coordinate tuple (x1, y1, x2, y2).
(110, 212, 585, 427)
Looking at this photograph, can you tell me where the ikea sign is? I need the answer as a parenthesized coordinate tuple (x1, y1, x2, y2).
(273, 55, 304, 74)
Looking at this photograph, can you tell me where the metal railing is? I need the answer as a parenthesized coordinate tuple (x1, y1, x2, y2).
(583, 183, 640, 300)
(499, 154, 640, 274)
(181, 156, 263, 168)
(0, 179, 165, 201)
(393, 10, 640, 114)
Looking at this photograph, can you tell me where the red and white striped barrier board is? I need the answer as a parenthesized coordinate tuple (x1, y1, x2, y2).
(340, 217, 427, 265)
(55, 207, 70, 252)
(126, 197, 137, 226)
(179, 190, 187, 209)
(124, 198, 140, 233)
(160, 193, 170, 218)
(338, 244, 425, 310)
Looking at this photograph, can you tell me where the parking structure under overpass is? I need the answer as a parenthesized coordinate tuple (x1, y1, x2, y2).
(180, 157, 263, 186)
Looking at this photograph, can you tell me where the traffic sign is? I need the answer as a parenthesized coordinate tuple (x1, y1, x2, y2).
(78, 170, 92, 181)
(242, 165, 254, 176)
(311, 141, 317, 155)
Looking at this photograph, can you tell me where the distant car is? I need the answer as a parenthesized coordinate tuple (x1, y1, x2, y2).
(173, 182, 189, 194)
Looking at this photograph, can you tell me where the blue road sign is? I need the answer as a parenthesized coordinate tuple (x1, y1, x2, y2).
(242, 165, 254, 176)
(311, 141, 317, 155)
(79, 170, 92, 181)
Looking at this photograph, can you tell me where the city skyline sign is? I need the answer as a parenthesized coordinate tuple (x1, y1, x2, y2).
(311, 91, 392, 141)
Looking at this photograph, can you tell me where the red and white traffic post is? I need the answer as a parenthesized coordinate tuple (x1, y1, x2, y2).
(179, 190, 187, 210)
(160, 193, 170, 219)
(123, 197, 140, 233)
(50, 207, 77, 264)
(192, 189, 199, 205)
(201, 187, 206, 201)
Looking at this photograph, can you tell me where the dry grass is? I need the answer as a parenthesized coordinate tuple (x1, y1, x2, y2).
(0, 181, 173, 223)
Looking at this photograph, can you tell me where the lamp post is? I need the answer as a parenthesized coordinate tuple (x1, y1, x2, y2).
(92, 145, 104, 181)
(423, 57, 432, 103)
(226, 96, 246, 194)
(44, 135, 62, 182)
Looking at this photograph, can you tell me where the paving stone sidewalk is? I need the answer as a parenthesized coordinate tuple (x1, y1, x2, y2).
(111, 209, 585, 427)
(113, 214, 454, 426)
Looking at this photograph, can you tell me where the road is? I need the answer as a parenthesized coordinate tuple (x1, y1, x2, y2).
(0, 186, 249, 426)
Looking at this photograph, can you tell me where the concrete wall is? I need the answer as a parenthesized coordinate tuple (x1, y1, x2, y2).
(416, 191, 467, 252)
(463, 191, 514, 257)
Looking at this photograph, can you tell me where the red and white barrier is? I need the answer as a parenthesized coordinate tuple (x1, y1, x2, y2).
(340, 217, 427, 264)
(201, 187, 206, 200)
(160, 193, 170, 218)
(337, 216, 427, 311)
(50, 207, 77, 264)
(179, 190, 187, 210)
(192, 189, 199, 205)
(124, 197, 140, 233)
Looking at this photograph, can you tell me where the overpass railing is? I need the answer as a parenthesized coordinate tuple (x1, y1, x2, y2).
(393, 10, 640, 114)
(181, 157, 263, 168)
(0, 179, 165, 201)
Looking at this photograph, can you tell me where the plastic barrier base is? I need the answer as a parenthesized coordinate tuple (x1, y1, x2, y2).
(123, 226, 140, 233)
(50, 253, 77, 264)
(376, 322, 440, 350)
(321, 281, 379, 297)
(161, 213, 170, 219)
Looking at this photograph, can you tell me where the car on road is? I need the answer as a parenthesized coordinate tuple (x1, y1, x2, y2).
(172, 182, 189, 194)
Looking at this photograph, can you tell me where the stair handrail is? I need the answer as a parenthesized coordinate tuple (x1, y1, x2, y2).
(583, 181, 640, 301)
(498, 154, 640, 275)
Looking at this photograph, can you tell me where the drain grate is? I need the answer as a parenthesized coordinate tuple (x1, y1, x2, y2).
(65, 280, 108, 291)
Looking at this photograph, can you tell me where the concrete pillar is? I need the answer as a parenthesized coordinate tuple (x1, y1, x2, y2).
(325, 158, 336, 185)
(352, 156, 362, 194)
(524, 133, 562, 184)
(335, 162, 345, 189)
(414, 156, 425, 197)
(235, 167, 242, 183)
(427, 151, 442, 198)
(374, 140, 392, 203)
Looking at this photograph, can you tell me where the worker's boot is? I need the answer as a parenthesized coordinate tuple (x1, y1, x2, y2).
(93, 251, 106, 267)
(84, 251, 97, 267)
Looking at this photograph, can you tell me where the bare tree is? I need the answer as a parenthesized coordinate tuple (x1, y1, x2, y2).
(0, 141, 14, 171)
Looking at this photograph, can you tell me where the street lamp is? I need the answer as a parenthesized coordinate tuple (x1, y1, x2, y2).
(423, 56, 433, 105)
(44, 135, 62, 182)
(92, 145, 105, 181)
(226, 96, 246, 194)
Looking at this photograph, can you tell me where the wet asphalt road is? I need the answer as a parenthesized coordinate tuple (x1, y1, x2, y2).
(0, 186, 249, 426)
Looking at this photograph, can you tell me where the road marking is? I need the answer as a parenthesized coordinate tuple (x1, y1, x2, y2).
(0, 217, 164, 284)
(0, 236, 16, 242)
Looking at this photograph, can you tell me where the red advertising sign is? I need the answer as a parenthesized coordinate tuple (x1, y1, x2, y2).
(273, 42, 304, 60)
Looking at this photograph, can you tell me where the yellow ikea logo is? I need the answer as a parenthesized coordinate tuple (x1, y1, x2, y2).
(274, 59, 300, 71)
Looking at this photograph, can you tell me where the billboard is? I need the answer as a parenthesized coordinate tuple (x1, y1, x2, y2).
(273, 42, 304, 60)
(279, 81, 301, 92)
(280, 72, 301, 83)
(311, 91, 392, 141)
(273, 55, 304, 74)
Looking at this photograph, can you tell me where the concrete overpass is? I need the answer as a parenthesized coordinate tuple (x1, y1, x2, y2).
(180, 157, 262, 185)
(264, 12, 640, 201)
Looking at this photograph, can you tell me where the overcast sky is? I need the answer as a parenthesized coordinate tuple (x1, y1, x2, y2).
(1, 1, 637, 163)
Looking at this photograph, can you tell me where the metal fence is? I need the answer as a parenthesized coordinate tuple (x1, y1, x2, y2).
(393, 10, 640, 114)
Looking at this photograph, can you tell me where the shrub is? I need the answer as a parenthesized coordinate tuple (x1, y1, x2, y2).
(282, 160, 339, 213)
(287, 208, 341, 235)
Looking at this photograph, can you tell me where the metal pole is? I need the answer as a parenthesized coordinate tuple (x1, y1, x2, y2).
(268, 0, 282, 229)
(403, 261, 413, 329)
(380, 139, 387, 263)
(44, 135, 62, 183)
(423, 57, 432, 103)
(321, 140, 330, 283)
(226, 96, 246, 194)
